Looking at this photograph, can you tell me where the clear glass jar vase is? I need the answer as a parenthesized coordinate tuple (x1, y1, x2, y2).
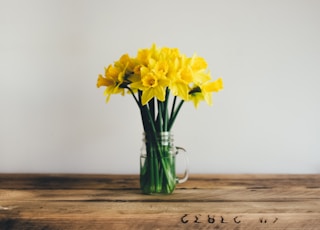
(140, 132, 189, 194)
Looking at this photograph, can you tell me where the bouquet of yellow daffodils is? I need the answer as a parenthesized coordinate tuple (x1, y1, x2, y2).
(97, 44, 223, 194)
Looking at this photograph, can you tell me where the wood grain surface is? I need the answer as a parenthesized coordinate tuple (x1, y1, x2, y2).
(0, 174, 319, 229)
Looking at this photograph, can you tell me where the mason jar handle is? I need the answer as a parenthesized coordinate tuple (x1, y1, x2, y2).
(176, 146, 189, 184)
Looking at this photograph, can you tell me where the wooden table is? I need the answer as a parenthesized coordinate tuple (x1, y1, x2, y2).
(0, 174, 319, 229)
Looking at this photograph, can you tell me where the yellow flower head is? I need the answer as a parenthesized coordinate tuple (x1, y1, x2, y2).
(115, 54, 135, 74)
(202, 77, 224, 93)
(96, 64, 127, 102)
(190, 54, 208, 72)
(130, 66, 169, 105)
(97, 44, 223, 107)
(142, 71, 158, 88)
(188, 77, 223, 107)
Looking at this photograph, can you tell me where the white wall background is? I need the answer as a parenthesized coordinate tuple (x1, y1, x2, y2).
(1, 0, 319, 174)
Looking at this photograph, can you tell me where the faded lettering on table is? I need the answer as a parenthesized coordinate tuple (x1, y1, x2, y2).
(180, 214, 279, 226)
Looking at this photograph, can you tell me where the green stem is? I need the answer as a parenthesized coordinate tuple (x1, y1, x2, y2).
(126, 87, 141, 109)
(137, 89, 183, 194)
(149, 98, 155, 122)
(157, 101, 163, 133)
(168, 99, 184, 131)
(170, 96, 177, 123)
(163, 88, 170, 132)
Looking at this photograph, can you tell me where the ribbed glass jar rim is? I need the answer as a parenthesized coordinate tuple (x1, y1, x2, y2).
(143, 132, 174, 145)
(143, 131, 173, 138)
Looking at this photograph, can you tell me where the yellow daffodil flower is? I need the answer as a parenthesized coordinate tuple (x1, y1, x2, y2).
(189, 77, 223, 107)
(189, 54, 208, 72)
(188, 89, 204, 108)
(130, 66, 169, 105)
(96, 64, 126, 102)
